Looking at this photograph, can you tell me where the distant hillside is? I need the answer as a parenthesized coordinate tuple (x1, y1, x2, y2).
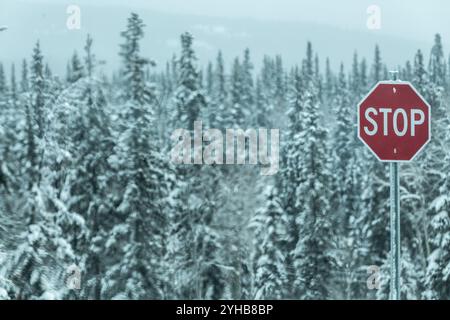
(0, 0, 433, 77)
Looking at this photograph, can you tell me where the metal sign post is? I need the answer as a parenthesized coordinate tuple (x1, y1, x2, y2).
(389, 71, 400, 300)
(389, 161, 400, 300)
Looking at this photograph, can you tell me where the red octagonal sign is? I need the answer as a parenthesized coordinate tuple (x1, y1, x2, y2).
(358, 81, 431, 162)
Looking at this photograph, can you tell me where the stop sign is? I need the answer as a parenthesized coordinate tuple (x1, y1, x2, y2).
(358, 81, 431, 161)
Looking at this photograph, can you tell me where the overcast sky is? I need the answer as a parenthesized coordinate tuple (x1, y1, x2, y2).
(5, 0, 446, 40)
(1, 0, 449, 77)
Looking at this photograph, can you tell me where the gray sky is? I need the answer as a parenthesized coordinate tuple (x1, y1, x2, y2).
(1, 0, 449, 77)
(11, 0, 446, 41)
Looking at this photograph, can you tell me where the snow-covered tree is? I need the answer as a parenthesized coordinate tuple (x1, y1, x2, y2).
(424, 172, 450, 299)
(205, 61, 213, 97)
(67, 51, 84, 84)
(331, 63, 355, 225)
(428, 34, 446, 87)
(291, 75, 334, 299)
(42, 35, 114, 299)
(102, 12, 174, 300)
(371, 45, 383, 83)
(240, 48, 254, 122)
(0, 63, 7, 97)
(1, 43, 74, 300)
(29, 41, 46, 139)
(324, 57, 334, 102)
(20, 59, 29, 93)
(172, 32, 205, 131)
(167, 32, 227, 300)
(209, 51, 227, 129)
(229, 57, 245, 127)
(359, 58, 368, 92)
(10, 64, 17, 106)
(251, 186, 288, 299)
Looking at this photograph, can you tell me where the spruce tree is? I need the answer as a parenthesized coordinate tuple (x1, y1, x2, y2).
(10, 64, 17, 106)
(274, 55, 286, 107)
(229, 57, 245, 127)
(21, 59, 29, 93)
(420, 36, 450, 299)
(254, 77, 271, 128)
(169, 32, 227, 300)
(428, 34, 446, 87)
(424, 161, 450, 299)
(351, 52, 360, 95)
(210, 50, 227, 129)
(371, 45, 383, 83)
(331, 63, 357, 229)
(172, 32, 205, 131)
(205, 61, 213, 97)
(2, 44, 72, 299)
(251, 187, 288, 299)
(103, 12, 173, 299)
(0, 63, 7, 97)
(240, 48, 254, 123)
(279, 66, 303, 297)
(292, 73, 333, 299)
(331, 63, 367, 298)
(68, 51, 84, 84)
(30, 41, 46, 139)
(359, 58, 368, 92)
(324, 58, 334, 99)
